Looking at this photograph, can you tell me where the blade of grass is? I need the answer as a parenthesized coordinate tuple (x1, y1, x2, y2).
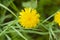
(4, 28, 60, 35)
(42, 13, 55, 23)
(48, 22, 57, 40)
(5, 28, 48, 35)
(42, 10, 60, 23)
(0, 26, 8, 36)
(0, 20, 17, 36)
(10, 2, 19, 12)
(16, 23, 32, 40)
(50, 28, 57, 40)
(0, 3, 17, 18)
(0, 20, 17, 26)
(39, 23, 48, 30)
(5, 34, 11, 40)
(16, 23, 23, 30)
(10, 26, 28, 40)
(49, 31, 53, 40)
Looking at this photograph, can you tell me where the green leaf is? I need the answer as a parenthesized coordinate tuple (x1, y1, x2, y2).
(22, 0, 37, 8)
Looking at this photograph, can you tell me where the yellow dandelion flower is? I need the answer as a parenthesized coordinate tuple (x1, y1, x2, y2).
(19, 8, 40, 29)
(54, 11, 60, 26)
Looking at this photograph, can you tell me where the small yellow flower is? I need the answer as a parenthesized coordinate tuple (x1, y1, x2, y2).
(19, 8, 40, 29)
(54, 11, 60, 26)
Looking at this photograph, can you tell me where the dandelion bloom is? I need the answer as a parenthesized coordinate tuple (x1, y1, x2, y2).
(19, 8, 40, 29)
(54, 11, 60, 26)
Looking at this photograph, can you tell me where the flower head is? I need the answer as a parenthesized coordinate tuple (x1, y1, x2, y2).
(54, 11, 60, 26)
(19, 8, 40, 29)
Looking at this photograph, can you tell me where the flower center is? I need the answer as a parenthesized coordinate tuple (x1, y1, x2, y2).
(28, 17, 32, 21)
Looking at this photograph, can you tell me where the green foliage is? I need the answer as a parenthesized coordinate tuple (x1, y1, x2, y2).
(0, 0, 60, 40)
(22, 0, 37, 8)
